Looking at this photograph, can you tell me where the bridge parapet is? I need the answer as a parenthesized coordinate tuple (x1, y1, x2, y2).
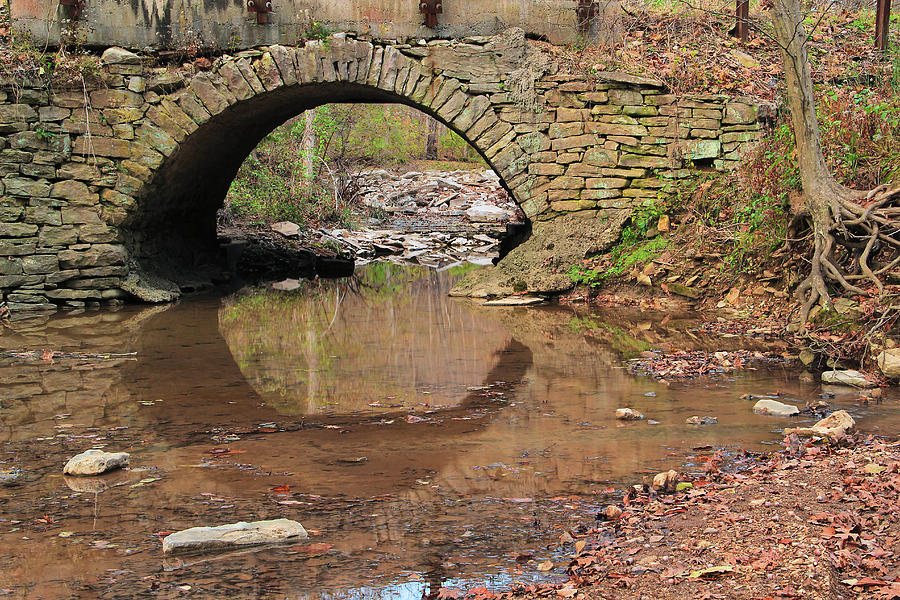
(0, 31, 766, 309)
(11, 0, 621, 49)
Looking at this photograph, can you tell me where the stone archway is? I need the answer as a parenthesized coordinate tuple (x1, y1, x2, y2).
(118, 33, 548, 298)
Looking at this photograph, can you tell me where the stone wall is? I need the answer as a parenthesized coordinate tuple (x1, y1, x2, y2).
(0, 30, 766, 310)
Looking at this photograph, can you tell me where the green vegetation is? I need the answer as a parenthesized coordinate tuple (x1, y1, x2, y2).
(568, 200, 670, 286)
(224, 104, 484, 227)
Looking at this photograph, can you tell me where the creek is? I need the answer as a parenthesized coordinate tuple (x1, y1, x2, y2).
(0, 263, 896, 599)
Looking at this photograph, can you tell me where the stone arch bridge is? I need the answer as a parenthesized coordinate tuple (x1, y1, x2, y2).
(0, 30, 764, 310)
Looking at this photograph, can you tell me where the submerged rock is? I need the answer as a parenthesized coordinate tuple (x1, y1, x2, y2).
(63, 449, 130, 476)
(784, 410, 855, 439)
(821, 369, 876, 388)
(483, 295, 545, 306)
(752, 399, 799, 417)
(616, 408, 644, 420)
(686, 416, 718, 425)
(162, 518, 308, 554)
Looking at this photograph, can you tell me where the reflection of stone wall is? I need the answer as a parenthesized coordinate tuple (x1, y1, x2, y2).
(0, 32, 765, 309)
(0, 307, 167, 441)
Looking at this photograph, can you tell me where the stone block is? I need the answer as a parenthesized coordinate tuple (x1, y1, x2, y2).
(548, 122, 584, 139)
(619, 154, 670, 168)
(61, 206, 103, 225)
(89, 89, 143, 109)
(4, 177, 50, 197)
(0, 201, 24, 221)
(529, 163, 564, 176)
(0, 257, 23, 275)
(550, 134, 597, 151)
(723, 102, 757, 125)
(623, 105, 658, 117)
(516, 132, 550, 153)
(73, 136, 131, 158)
(190, 72, 231, 114)
(608, 89, 643, 106)
(1, 149, 33, 163)
(22, 254, 58, 274)
(675, 139, 721, 160)
(589, 123, 649, 137)
(582, 188, 622, 200)
(58, 244, 127, 269)
(551, 199, 596, 211)
(39, 226, 79, 247)
(24, 201, 62, 225)
(584, 147, 618, 167)
(52, 180, 96, 203)
(148, 70, 187, 94)
(0, 239, 37, 255)
(20, 163, 56, 178)
(0, 104, 38, 122)
(586, 178, 628, 189)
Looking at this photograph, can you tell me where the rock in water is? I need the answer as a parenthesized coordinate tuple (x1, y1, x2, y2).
(162, 519, 308, 554)
(784, 410, 855, 439)
(752, 399, 799, 417)
(63, 449, 130, 476)
(615, 408, 644, 420)
(876, 349, 900, 379)
(686, 416, 718, 425)
(821, 369, 876, 388)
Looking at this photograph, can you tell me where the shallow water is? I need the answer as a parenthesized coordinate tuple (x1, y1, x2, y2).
(0, 263, 896, 599)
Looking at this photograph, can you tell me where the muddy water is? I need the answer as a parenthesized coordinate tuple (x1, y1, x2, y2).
(0, 263, 897, 600)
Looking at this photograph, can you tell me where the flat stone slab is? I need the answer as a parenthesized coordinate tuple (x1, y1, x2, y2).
(785, 410, 855, 438)
(162, 519, 308, 554)
(484, 295, 545, 306)
(271, 221, 301, 237)
(821, 370, 876, 388)
(752, 399, 799, 417)
(63, 449, 130, 476)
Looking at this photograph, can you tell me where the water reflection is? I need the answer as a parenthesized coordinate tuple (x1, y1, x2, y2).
(0, 264, 896, 600)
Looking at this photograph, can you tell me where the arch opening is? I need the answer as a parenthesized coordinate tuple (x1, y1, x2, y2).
(125, 81, 530, 289)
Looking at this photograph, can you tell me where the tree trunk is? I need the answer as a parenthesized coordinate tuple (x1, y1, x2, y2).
(424, 116, 439, 160)
(302, 108, 317, 179)
(772, 0, 863, 323)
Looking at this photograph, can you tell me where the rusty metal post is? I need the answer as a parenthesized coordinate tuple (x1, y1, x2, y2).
(875, 0, 891, 52)
(419, 0, 443, 28)
(60, 0, 85, 20)
(731, 0, 750, 43)
(576, 0, 599, 37)
(246, 0, 273, 24)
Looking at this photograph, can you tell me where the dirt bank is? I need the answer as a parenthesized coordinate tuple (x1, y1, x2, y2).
(437, 435, 900, 600)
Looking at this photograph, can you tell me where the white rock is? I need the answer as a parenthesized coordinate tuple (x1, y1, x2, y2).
(615, 408, 644, 420)
(465, 203, 508, 222)
(876, 349, 900, 379)
(101, 47, 140, 65)
(162, 518, 308, 554)
(63, 449, 130, 476)
(821, 369, 876, 388)
(752, 399, 799, 417)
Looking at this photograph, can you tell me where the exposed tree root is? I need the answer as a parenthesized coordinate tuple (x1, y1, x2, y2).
(793, 184, 900, 330)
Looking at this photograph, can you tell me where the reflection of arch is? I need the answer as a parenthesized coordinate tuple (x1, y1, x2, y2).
(125, 36, 538, 276)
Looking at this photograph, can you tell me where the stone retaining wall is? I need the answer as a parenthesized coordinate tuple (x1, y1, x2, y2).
(0, 30, 766, 310)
